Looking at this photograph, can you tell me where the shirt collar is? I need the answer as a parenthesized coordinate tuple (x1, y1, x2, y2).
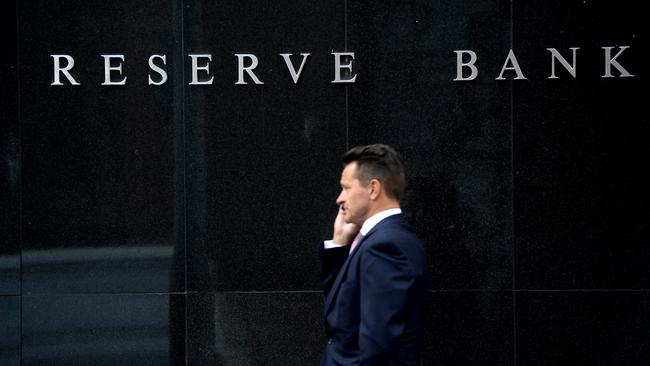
(359, 208, 402, 236)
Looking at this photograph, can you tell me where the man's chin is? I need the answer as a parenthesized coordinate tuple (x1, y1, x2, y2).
(343, 216, 360, 226)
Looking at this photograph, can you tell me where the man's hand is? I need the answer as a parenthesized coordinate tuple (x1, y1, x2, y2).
(333, 206, 360, 246)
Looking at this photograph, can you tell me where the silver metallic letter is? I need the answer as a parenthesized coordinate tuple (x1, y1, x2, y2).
(235, 54, 264, 85)
(331, 52, 357, 83)
(602, 46, 634, 78)
(453, 50, 478, 81)
(101, 55, 127, 85)
(189, 54, 215, 85)
(496, 49, 526, 80)
(51, 55, 80, 85)
(280, 53, 310, 84)
(547, 47, 579, 79)
(148, 54, 168, 86)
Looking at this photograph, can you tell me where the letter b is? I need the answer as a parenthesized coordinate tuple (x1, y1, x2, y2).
(453, 50, 478, 81)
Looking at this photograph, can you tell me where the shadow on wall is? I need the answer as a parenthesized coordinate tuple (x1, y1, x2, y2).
(402, 175, 487, 289)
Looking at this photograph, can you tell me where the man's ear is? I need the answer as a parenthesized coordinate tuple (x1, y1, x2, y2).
(369, 179, 382, 200)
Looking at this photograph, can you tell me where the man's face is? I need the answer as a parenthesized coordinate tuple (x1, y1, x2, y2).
(336, 162, 371, 225)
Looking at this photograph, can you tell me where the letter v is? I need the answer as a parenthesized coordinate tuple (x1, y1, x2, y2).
(280, 53, 311, 84)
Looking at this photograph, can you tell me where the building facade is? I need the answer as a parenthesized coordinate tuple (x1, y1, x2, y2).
(1, 0, 648, 364)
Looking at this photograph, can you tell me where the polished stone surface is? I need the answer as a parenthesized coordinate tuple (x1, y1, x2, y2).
(184, 0, 346, 291)
(0, 0, 20, 296)
(517, 291, 650, 365)
(423, 291, 513, 365)
(22, 294, 185, 365)
(8, 1, 649, 365)
(0, 296, 20, 366)
(187, 292, 325, 365)
(18, 0, 185, 293)
(187, 290, 513, 365)
(348, 0, 513, 290)
(513, 1, 650, 289)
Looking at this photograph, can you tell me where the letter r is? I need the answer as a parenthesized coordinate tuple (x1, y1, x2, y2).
(51, 55, 80, 85)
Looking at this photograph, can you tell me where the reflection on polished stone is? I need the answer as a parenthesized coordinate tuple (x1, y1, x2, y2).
(0, 0, 19, 296)
(0, 255, 20, 295)
(23, 294, 185, 365)
(23, 245, 181, 294)
(18, 0, 184, 294)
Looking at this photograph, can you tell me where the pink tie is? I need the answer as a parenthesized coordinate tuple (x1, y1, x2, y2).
(349, 232, 364, 255)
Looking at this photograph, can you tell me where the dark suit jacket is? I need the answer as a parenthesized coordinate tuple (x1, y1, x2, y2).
(320, 214, 428, 366)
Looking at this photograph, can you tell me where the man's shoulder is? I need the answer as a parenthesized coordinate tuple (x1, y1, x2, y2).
(366, 214, 414, 239)
(364, 217, 422, 250)
(363, 215, 426, 262)
(359, 221, 428, 277)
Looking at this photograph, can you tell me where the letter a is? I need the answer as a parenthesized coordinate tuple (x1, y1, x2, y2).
(496, 49, 526, 80)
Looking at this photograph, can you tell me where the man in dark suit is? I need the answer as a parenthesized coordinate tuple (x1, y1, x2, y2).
(320, 144, 428, 366)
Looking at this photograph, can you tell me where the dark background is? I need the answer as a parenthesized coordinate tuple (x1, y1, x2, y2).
(2, 0, 648, 365)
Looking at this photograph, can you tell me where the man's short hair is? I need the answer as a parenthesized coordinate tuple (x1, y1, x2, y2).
(342, 144, 406, 200)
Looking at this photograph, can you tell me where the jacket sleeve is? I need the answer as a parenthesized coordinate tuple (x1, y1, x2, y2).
(320, 243, 349, 295)
(358, 240, 414, 365)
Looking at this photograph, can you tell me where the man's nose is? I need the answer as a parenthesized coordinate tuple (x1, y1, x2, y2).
(336, 191, 345, 205)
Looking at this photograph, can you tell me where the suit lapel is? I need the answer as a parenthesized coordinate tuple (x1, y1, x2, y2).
(323, 243, 356, 314)
(323, 214, 405, 315)
(325, 214, 402, 316)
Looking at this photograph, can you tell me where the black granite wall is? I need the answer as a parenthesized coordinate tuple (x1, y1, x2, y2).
(3, 0, 648, 365)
